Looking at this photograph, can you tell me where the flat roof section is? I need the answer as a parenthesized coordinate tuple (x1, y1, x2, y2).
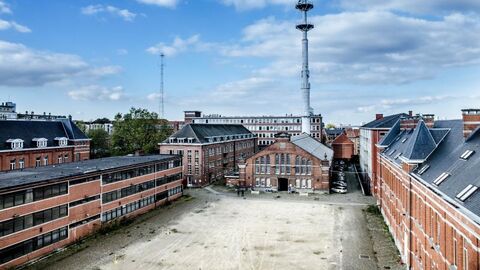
(0, 155, 179, 190)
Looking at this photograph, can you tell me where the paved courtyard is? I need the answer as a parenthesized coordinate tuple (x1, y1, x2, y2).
(27, 166, 403, 270)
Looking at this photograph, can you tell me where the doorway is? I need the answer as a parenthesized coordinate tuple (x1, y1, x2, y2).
(278, 178, 288, 191)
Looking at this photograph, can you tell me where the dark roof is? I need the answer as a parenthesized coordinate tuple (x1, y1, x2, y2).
(361, 113, 409, 129)
(378, 120, 400, 146)
(325, 128, 344, 136)
(166, 124, 252, 144)
(381, 119, 480, 222)
(402, 121, 438, 161)
(0, 155, 178, 190)
(0, 119, 88, 150)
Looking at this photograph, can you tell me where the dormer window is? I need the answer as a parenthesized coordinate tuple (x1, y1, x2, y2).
(33, 138, 48, 148)
(7, 139, 24, 150)
(54, 137, 68, 147)
(187, 138, 194, 143)
(169, 137, 176, 143)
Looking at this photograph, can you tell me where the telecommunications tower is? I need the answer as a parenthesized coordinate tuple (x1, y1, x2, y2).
(296, 0, 314, 134)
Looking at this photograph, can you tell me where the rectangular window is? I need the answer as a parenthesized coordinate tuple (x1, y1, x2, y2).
(463, 246, 468, 270)
(456, 185, 478, 202)
(19, 159, 25, 169)
(9, 159, 16, 170)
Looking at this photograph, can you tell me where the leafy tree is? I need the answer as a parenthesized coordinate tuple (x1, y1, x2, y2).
(87, 129, 111, 158)
(75, 121, 87, 134)
(111, 107, 172, 156)
(325, 123, 336, 129)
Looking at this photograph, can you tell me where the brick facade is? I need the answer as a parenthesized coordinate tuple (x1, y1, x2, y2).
(0, 155, 182, 268)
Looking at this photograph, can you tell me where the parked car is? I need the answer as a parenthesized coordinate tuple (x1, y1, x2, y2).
(333, 181, 347, 187)
(331, 187, 347, 194)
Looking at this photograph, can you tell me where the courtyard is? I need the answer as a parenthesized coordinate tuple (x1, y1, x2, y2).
(25, 173, 404, 270)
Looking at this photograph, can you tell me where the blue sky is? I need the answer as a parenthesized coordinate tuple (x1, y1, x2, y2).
(1, 0, 480, 125)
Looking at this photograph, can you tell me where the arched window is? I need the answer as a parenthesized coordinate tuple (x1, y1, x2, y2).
(301, 158, 306, 175)
(301, 179, 307, 188)
(280, 154, 285, 174)
(307, 160, 312, 175)
(255, 158, 260, 174)
(295, 156, 300, 175)
(286, 154, 291, 174)
(260, 156, 265, 174)
(266, 155, 271, 174)
(275, 154, 280, 174)
(295, 179, 301, 188)
(307, 179, 312, 188)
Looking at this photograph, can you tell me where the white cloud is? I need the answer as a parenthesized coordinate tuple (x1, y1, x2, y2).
(357, 95, 454, 112)
(0, 0, 11, 14)
(146, 35, 203, 56)
(217, 12, 480, 84)
(81, 4, 137, 21)
(0, 40, 121, 87)
(338, 0, 480, 15)
(147, 92, 163, 101)
(0, 19, 31, 33)
(68, 85, 126, 101)
(117, 48, 128, 55)
(220, 0, 292, 10)
(136, 0, 179, 8)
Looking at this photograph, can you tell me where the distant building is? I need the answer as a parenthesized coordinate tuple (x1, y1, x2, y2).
(159, 124, 257, 187)
(0, 102, 17, 120)
(359, 112, 409, 191)
(0, 118, 90, 172)
(189, 111, 324, 147)
(0, 155, 183, 268)
(83, 119, 114, 135)
(345, 127, 360, 156)
(324, 128, 345, 145)
(17, 111, 67, 121)
(331, 133, 354, 160)
(237, 133, 333, 193)
(374, 109, 480, 270)
(167, 120, 186, 133)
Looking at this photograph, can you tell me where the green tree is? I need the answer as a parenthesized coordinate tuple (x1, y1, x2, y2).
(87, 129, 111, 158)
(111, 107, 172, 156)
(326, 123, 336, 129)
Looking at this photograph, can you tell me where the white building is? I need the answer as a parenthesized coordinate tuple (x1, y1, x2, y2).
(189, 112, 323, 147)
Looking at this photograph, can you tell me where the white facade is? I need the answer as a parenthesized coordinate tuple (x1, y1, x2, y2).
(359, 128, 373, 180)
(192, 115, 323, 147)
(85, 123, 114, 135)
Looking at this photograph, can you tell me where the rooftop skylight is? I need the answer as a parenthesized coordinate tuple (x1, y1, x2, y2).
(388, 149, 396, 156)
(417, 165, 430, 175)
(394, 153, 402, 160)
(433, 172, 449, 186)
(456, 185, 478, 202)
(401, 138, 408, 143)
(460, 150, 475, 160)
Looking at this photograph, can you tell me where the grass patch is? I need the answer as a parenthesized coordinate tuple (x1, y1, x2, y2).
(365, 205, 381, 216)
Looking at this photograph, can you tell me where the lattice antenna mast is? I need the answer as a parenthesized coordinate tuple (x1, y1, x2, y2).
(160, 53, 165, 119)
(296, 0, 314, 134)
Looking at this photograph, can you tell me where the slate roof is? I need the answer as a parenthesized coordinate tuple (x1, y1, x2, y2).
(0, 155, 178, 190)
(0, 119, 89, 151)
(361, 113, 409, 129)
(291, 133, 333, 161)
(325, 128, 344, 136)
(381, 119, 480, 222)
(165, 124, 252, 144)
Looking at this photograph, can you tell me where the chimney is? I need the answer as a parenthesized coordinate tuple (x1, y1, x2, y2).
(423, 114, 435, 128)
(400, 115, 421, 130)
(375, 114, 384, 120)
(462, 109, 480, 139)
(408, 110, 413, 117)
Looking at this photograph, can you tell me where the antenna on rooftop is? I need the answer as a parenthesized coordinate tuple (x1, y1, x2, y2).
(160, 53, 165, 119)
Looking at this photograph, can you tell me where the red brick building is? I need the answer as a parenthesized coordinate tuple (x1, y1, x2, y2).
(345, 127, 360, 156)
(0, 155, 182, 268)
(159, 124, 257, 187)
(238, 133, 332, 193)
(0, 119, 90, 172)
(374, 110, 480, 270)
(331, 133, 354, 160)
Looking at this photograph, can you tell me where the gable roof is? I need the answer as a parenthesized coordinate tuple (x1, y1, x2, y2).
(402, 121, 438, 161)
(0, 120, 88, 150)
(332, 133, 354, 145)
(291, 133, 333, 161)
(361, 113, 409, 129)
(166, 124, 252, 144)
(378, 120, 401, 146)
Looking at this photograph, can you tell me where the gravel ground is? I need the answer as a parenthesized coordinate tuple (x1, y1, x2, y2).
(22, 164, 404, 270)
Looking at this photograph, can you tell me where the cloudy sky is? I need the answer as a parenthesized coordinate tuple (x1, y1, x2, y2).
(1, 0, 480, 125)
